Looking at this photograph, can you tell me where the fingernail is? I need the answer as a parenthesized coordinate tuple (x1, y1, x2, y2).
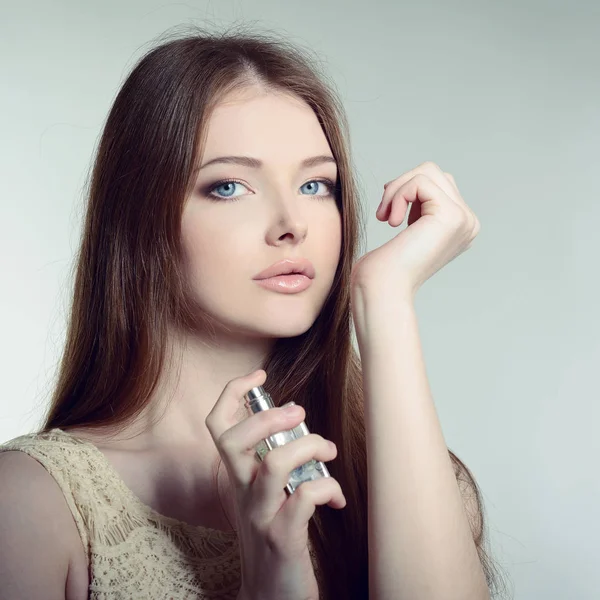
(377, 199, 384, 212)
(283, 402, 301, 414)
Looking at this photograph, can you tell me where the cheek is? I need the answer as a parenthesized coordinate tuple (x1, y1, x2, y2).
(181, 218, 250, 288)
(319, 208, 343, 265)
(181, 219, 221, 284)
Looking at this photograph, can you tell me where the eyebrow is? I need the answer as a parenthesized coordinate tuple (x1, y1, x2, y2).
(195, 155, 337, 172)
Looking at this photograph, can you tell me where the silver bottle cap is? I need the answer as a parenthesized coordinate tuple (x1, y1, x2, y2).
(244, 385, 275, 413)
(245, 386, 267, 402)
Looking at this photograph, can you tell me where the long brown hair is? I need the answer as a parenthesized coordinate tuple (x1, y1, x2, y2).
(39, 24, 509, 599)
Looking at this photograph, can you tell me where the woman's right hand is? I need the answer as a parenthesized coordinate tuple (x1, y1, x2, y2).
(205, 369, 346, 600)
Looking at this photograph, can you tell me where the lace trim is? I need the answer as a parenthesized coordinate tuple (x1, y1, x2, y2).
(0, 427, 321, 598)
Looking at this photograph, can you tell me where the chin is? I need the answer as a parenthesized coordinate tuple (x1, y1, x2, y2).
(245, 309, 318, 339)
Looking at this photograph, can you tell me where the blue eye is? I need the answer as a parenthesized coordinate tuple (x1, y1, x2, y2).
(208, 179, 246, 201)
(204, 178, 337, 202)
(300, 180, 335, 196)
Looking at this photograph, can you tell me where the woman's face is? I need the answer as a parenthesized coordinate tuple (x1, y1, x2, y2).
(181, 86, 342, 339)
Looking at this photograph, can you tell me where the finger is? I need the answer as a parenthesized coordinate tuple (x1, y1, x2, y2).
(387, 174, 461, 228)
(218, 404, 306, 486)
(406, 194, 422, 227)
(444, 171, 460, 194)
(272, 477, 346, 537)
(205, 369, 266, 442)
(442, 171, 480, 234)
(249, 434, 338, 522)
(378, 161, 460, 221)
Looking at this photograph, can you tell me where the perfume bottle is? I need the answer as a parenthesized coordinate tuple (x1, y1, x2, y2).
(243, 385, 330, 494)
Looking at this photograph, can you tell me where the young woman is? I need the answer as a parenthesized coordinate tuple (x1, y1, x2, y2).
(0, 27, 508, 600)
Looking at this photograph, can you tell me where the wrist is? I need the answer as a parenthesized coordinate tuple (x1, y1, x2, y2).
(351, 283, 416, 328)
(352, 296, 417, 361)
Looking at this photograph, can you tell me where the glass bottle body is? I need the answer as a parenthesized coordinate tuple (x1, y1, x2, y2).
(245, 387, 330, 494)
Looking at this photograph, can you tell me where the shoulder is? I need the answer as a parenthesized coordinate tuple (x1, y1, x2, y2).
(0, 450, 88, 599)
(0, 450, 87, 549)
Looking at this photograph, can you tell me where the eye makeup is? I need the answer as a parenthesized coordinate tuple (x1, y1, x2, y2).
(201, 177, 338, 202)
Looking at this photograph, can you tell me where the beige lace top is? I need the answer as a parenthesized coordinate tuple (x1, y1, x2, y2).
(0, 427, 245, 599)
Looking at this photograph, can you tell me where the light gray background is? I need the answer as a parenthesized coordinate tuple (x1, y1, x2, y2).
(1, 1, 598, 598)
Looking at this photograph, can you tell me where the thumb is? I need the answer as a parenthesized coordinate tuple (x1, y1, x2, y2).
(205, 369, 267, 440)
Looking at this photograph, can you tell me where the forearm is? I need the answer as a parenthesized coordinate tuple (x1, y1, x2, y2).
(352, 290, 490, 600)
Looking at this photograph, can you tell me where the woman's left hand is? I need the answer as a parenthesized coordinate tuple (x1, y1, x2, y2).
(350, 161, 480, 302)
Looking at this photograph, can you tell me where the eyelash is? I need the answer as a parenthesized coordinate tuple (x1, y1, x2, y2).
(203, 178, 338, 202)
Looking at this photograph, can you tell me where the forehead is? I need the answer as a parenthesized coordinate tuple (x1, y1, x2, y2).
(201, 88, 333, 168)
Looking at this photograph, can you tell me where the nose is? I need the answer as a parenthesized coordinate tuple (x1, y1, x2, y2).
(266, 199, 308, 246)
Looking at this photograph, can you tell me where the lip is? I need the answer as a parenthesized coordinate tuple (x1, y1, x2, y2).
(253, 258, 316, 281)
(254, 274, 313, 294)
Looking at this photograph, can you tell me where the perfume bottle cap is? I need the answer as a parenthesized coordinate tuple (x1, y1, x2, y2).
(245, 386, 267, 402)
(244, 385, 274, 413)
